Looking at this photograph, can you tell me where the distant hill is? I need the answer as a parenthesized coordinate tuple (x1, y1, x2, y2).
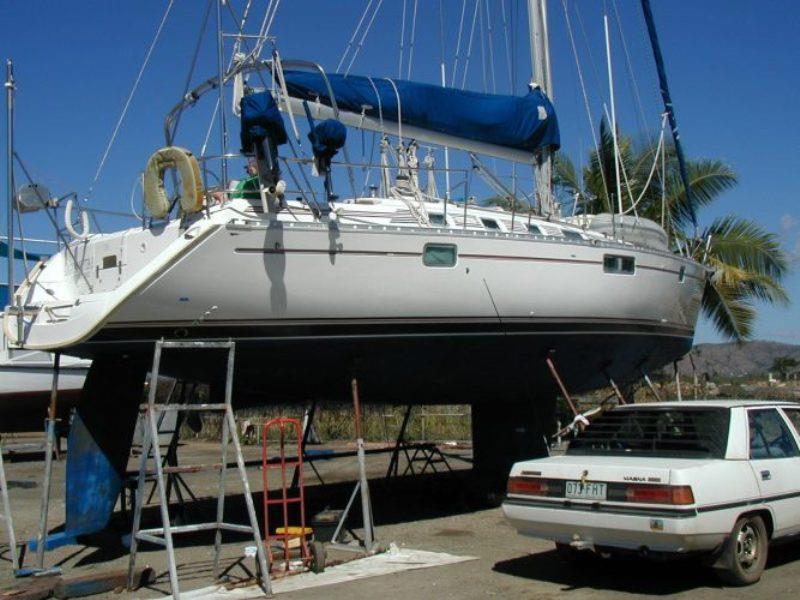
(673, 341, 800, 379)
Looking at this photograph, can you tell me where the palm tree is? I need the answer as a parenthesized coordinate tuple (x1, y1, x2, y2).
(554, 121, 788, 341)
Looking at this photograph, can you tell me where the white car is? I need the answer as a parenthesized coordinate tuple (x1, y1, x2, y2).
(502, 400, 800, 585)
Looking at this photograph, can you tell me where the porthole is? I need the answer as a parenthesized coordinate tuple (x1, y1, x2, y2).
(423, 243, 458, 268)
(603, 254, 635, 275)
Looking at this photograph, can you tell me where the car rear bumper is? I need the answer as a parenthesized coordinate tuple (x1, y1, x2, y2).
(502, 497, 725, 553)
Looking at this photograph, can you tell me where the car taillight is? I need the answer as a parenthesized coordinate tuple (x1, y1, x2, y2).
(507, 476, 549, 496)
(625, 484, 694, 505)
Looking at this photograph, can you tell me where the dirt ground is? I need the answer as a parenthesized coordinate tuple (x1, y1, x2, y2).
(2, 438, 800, 599)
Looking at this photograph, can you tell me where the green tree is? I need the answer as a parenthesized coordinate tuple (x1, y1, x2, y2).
(771, 356, 798, 380)
(554, 120, 788, 340)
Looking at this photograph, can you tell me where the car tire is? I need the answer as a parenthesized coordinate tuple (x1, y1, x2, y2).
(716, 515, 768, 586)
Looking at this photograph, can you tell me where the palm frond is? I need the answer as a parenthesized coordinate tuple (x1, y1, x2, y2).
(701, 278, 755, 341)
(667, 160, 738, 229)
(701, 215, 788, 282)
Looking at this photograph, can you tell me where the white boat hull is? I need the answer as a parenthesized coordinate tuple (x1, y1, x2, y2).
(4, 203, 704, 403)
(0, 348, 89, 430)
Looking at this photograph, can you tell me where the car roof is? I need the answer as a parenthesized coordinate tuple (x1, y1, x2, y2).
(614, 399, 800, 410)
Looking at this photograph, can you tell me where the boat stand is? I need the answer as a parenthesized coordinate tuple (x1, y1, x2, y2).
(0, 444, 20, 573)
(290, 402, 325, 488)
(328, 379, 375, 554)
(546, 354, 620, 439)
(127, 340, 271, 599)
(30, 352, 62, 573)
(385, 406, 452, 479)
(121, 380, 199, 519)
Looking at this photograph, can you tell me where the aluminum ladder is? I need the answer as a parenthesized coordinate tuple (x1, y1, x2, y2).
(127, 340, 271, 599)
(0, 444, 20, 572)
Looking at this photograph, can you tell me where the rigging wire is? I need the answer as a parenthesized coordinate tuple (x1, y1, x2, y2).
(450, 0, 468, 87)
(406, 0, 419, 80)
(621, 116, 667, 216)
(478, 0, 487, 92)
(169, 0, 214, 144)
(574, 2, 608, 119)
(88, 0, 174, 198)
(561, 0, 610, 209)
(500, 0, 514, 90)
(484, 0, 497, 93)
(337, 0, 375, 73)
(611, 0, 650, 142)
(460, 0, 481, 89)
(343, 0, 384, 76)
(398, 0, 407, 79)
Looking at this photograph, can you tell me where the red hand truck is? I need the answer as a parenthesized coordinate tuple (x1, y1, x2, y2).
(261, 417, 325, 575)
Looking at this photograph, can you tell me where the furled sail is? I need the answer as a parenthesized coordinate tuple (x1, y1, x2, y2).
(279, 71, 560, 163)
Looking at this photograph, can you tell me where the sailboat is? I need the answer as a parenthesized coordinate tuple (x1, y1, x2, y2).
(0, 2, 705, 541)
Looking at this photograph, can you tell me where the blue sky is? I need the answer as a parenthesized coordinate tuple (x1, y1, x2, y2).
(1, 1, 798, 343)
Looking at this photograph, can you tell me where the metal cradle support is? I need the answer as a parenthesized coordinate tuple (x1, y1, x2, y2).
(385, 406, 452, 479)
(0, 445, 19, 572)
(328, 378, 375, 554)
(35, 352, 61, 571)
(127, 340, 271, 599)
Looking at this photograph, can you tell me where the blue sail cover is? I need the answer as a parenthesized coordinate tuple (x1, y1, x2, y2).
(282, 71, 560, 154)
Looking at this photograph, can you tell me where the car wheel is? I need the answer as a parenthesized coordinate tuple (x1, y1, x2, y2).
(716, 515, 768, 586)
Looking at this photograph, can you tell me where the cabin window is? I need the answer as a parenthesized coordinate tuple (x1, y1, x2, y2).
(423, 243, 457, 268)
(429, 213, 445, 226)
(678, 266, 686, 282)
(101, 255, 118, 270)
(562, 229, 583, 241)
(480, 218, 500, 230)
(603, 254, 635, 275)
(528, 224, 542, 235)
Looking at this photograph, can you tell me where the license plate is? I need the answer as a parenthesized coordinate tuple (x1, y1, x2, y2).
(565, 481, 607, 500)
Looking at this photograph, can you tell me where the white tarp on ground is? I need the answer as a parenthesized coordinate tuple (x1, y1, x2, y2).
(171, 546, 477, 599)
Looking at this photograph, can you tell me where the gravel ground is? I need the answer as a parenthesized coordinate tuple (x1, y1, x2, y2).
(2, 439, 800, 599)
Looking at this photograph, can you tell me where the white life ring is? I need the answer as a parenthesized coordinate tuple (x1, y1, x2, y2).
(143, 146, 204, 218)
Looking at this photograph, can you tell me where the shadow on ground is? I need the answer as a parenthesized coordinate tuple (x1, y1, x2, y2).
(48, 469, 487, 569)
(493, 541, 800, 595)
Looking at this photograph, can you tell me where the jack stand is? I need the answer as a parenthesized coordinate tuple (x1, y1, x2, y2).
(291, 401, 324, 488)
(385, 406, 451, 478)
(544, 354, 579, 417)
(674, 361, 683, 401)
(386, 405, 413, 479)
(329, 378, 375, 553)
(33, 352, 61, 572)
(641, 370, 662, 402)
(1, 444, 20, 573)
(606, 376, 627, 405)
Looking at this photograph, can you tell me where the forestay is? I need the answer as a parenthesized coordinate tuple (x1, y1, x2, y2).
(280, 71, 560, 163)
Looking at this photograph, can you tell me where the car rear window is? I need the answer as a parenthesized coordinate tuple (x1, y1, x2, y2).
(567, 407, 730, 459)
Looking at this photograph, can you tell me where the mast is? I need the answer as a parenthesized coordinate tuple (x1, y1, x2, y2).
(5, 59, 15, 305)
(527, 0, 555, 217)
(604, 14, 623, 215)
(640, 0, 697, 230)
(215, 0, 229, 190)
